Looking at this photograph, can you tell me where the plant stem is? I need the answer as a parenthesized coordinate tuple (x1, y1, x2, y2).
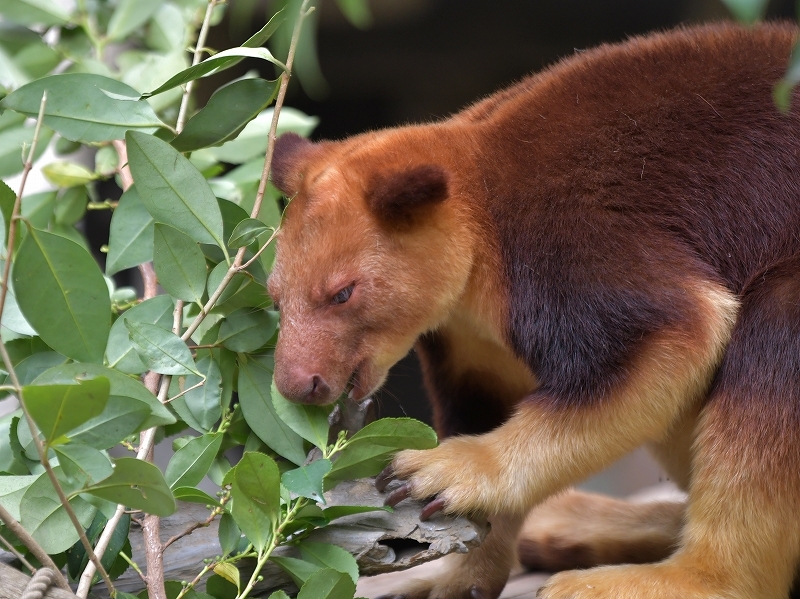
(0, 92, 47, 329)
(235, 498, 308, 599)
(174, 560, 216, 599)
(0, 528, 36, 573)
(75, 503, 126, 597)
(181, 0, 313, 344)
(0, 504, 69, 590)
(119, 550, 147, 584)
(176, 0, 220, 132)
(0, 92, 78, 594)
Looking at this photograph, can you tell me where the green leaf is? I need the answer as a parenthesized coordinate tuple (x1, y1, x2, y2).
(297, 568, 356, 599)
(270, 556, 321, 587)
(218, 512, 240, 556)
(12, 227, 110, 363)
(125, 131, 225, 249)
(41, 161, 97, 187)
(0, 0, 72, 26)
(0, 122, 51, 178)
(170, 353, 222, 432)
(15, 351, 67, 385)
(326, 446, 393, 482)
(94, 145, 119, 176)
(204, 261, 245, 307)
(0, 180, 15, 248)
(281, 459, 331, 503)
(33, 363, 175, 433)
(67, 512, 130, 581)
(213, 562, 240, 591)
(271, 378, 330, 450)
(242, 8, 286, 48)
(218, 308, 277, 353)
(106, 294, 174, 374)
(172, 486, 220, 506)
(107, 0, 161, 40)
(20, 190, 55, 229)
(105, 186, 155, 276)
(230, 451, 279, 551)
(22, 377, 110, 444)
(54, 186, 87, 226)
(165, 432, 223, 489)
(52, 443, 113, 487)
(237, 358, 306, 465)
(335, 0, 372, 28)
(299, 541, 358, 584)
(228, 218, 271, 248)
(146, 48, 285, 98)
(69, 396, 150, 450)
(0, 475, 37, 521)
(0, 266, 37, 337)
(0, 74, 164, 142)
(83, 457, 176, 516)
(126, 321, 200, 376)
(345, 417, 438, 450)
(21, 469, 96, 554)
(153, 223, 208, 303)
(206, 575, 237, 599)
(196, 107, 317, 165)
(171, 78, 279, 153)
(719, 0, 768, 23)
(268, 592, 291, 599)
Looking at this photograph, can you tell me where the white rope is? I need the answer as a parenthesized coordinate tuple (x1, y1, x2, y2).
(21, 568, 57, 599)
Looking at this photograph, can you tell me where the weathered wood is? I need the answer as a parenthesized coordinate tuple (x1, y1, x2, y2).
(82, 478, 487, 598)
(0, 562, 78, 599)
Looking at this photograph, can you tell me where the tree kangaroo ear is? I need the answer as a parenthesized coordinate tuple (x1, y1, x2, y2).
(271, 133, 317, 196)
(366, 164, 449, 225)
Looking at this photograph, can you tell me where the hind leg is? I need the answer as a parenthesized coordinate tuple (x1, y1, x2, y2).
(518, 490, 685, 572)
(541, 260, 800, 599)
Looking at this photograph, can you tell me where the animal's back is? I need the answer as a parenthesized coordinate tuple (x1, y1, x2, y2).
(464, 22, 800, 293)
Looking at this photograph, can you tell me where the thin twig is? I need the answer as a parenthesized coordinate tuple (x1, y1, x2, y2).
(0, 504, 69, 590)
(111, 139, 133, 191)
(165, 378, 206, 404)
(0, 93, 71, 593)
(176, 0, 220, 132)
(174, 560, 217, 599)
(0, 528, 36, 573)
(162, 504, 223, 551)
(180, 1, 312, 344)
(119, 550, 147, 584)
(0, 92, 48, 334)
(75, 503, 126, 597)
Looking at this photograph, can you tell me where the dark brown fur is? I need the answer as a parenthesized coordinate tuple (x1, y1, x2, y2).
(269, 23, 800, 599)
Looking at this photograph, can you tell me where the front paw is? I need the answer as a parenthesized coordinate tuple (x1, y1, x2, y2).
(376, 436, 502, 517)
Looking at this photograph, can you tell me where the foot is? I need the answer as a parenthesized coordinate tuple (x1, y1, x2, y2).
(537, 562, 728, 599)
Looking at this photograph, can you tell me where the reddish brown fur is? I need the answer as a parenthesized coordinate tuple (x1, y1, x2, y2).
(269, 23, 800, 599)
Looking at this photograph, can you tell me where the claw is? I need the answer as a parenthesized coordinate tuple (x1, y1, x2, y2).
(375, 464, 395, 492)
(419, 497, 446, 521)
(384, 484, 411, 507)
(470, 587, 489, 599)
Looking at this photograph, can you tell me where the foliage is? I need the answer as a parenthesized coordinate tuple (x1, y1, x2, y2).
(0, 1, 434, 599)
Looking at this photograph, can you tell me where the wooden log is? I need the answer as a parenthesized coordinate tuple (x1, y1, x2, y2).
(82, 478, 487, 598)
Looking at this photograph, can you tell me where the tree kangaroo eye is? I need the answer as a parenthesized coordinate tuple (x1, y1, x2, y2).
(331, 284, 354, 305)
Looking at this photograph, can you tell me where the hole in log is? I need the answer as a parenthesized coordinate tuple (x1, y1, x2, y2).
(381, 537, 432, 561)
